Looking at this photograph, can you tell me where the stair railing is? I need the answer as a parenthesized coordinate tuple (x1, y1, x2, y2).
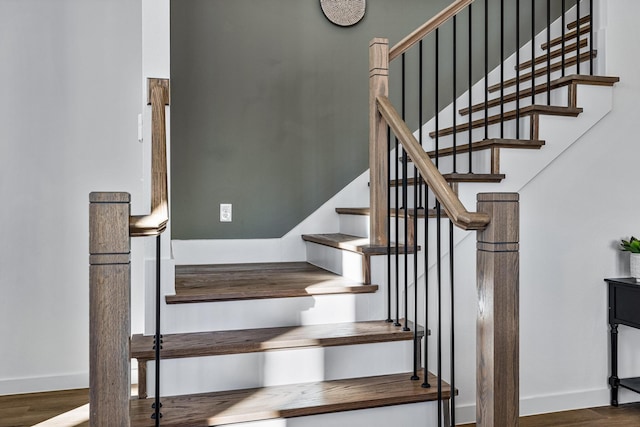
(89, 78, 170, 426)
(370, 0, 526, 425)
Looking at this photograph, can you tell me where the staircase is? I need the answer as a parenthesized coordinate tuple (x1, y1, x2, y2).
(89, 1, 618, 426)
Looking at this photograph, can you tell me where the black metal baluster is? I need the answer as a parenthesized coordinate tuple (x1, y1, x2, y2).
(589, 0, 594, 75)
(453, 15, 457, 173)
(402, 53, 409, 332)
(516, 0, 521, 139)
(449, 221, 456, 427)
(419, 40, 424, 209)
(562, 0, 566, 76)
(531, 0, 536, 105)
(152, 235, 162, 425)
(436, 201, 443, 426)
(387, 127, 392, 324)
(422, 184, 431, 390)
(395, 134, 401, 328)
(500, 0, 504, 138)
(547, 0, 551, 105)
(577, 0, 581, 74)
(468, 4, 473, 172)
(484, 0, 489, 140)
(412, 165, 419, 380)
(435, 29, 440, 168)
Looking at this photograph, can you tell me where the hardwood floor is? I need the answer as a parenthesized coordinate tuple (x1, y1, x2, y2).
(1, 387, 639, 427)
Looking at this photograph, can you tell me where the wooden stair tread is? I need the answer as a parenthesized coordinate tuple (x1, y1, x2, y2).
(442, 173, 505, 183)
(541, 23, 591, 50)
(516, 38, 587, 71)
(567, 15, 591, 30)
(130, 372, 449, 426)
(488, 50, 596, 93)
(429, 105, 582, 138)
(426, 138, 545, 156)
(167, 262, 377, 304)
(461, 75, 619, 116)
(302, 233, 418, 255)
(336, 207, 448, 220)
(131, 320, 423, 361)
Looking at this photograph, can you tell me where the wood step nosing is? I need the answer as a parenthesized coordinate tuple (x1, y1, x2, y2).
(460, 75, 618, 116)
(541, 23, 591, 50)
(429, 106, 582, 139)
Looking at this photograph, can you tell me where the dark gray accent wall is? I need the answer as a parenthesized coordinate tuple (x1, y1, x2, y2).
(171, 0, 573, 239)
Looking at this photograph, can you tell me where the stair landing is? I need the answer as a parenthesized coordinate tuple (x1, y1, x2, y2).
(130, 372, 449, 427)
(167, 262, 377, 304)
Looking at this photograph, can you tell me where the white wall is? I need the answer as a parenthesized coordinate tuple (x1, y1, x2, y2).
(0, 0, 143, 394)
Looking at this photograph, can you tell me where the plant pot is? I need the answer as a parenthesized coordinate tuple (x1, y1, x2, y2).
(630, 253, 640, 282)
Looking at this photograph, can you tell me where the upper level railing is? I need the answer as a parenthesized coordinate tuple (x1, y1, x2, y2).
(89, 78, 170, 426)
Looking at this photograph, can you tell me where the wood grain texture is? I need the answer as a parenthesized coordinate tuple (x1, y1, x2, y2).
(302, 232, 418, 254)
(476, 193, 519, 427)
(426, 138, 545, 158)
(336, 207, 449, 220)
(430, 105, 582, 139)
(567, 15, 591, 30)
(129, 372, 450, 426)
(377, 95, 490, 231)
(541, 24, 591, 50)
(369, 38, 389, 246)
(130, 78, 170, 237)
(488, 50, 597, 93)
(167, 262, 377, 304)
(132, 320, 423, 361)
(460, 74, 618, 116)
(516, 39, 588, 71)
(89, 193, 132, 427)
(388, 0, 473, 61)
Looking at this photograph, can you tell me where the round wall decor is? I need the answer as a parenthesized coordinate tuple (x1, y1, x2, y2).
(320, 0, 366, 27)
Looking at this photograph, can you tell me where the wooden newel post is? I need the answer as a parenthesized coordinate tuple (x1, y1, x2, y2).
(476, 193, 519, 427)
(369, 38, 389, 246)
(89, 192, 132, 427)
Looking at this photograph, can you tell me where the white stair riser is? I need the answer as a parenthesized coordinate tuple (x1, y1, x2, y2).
(148, 341, 416, 396)
(338, 213, 369, 238)
(156, 291, 387, 335)
(223, 400, 442, 427)
(306, 241, 367, 282)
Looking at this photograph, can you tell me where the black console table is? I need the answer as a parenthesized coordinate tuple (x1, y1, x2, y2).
(606, 277, 640, 406)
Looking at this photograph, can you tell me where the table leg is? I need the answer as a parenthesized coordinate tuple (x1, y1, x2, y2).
(609, 323, 619, 406)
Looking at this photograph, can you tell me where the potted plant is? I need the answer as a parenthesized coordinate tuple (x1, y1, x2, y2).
(621, 237, 640, 281)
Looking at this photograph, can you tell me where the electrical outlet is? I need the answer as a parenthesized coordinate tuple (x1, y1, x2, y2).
(220, 204, 232, 222)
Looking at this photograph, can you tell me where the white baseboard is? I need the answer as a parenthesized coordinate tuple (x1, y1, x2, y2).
(0, 366, 138, 396)
(455, 387, 630, 424)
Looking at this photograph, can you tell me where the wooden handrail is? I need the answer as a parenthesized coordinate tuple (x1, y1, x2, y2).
(130, 78, 170, 237)
(376, 96, 490, 231)
(389, 0, 474, 62)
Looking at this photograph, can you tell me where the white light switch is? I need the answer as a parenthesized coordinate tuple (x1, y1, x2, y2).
(220, 204, 232, 222)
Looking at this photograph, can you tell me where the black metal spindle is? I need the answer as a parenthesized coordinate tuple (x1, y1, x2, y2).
(468, 4, 473, 172)
(421, 184, 431, 389)
(449, 221, 455, 427)
(562, 0, 566, 76)
(436, 201, 443, 426)
(435, 29, 440, 168)
(516, 0, 521, 139)
(452, 16, 457, 173)
(531, 0, 536, 105)
(589, 0, 594, 75)
(484, 0, 488, 140)
(402, 53, 409, 333)
(418, 40, 424, 209)
(412, 168, 419, 380)
(547, 0, 551, 105)
(576, 0, 581, 74)
(152, 235, 162, 424)
(395, 135, 401, 328)
(387, 127, 392, 324)
(500, 0, 504, 138)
